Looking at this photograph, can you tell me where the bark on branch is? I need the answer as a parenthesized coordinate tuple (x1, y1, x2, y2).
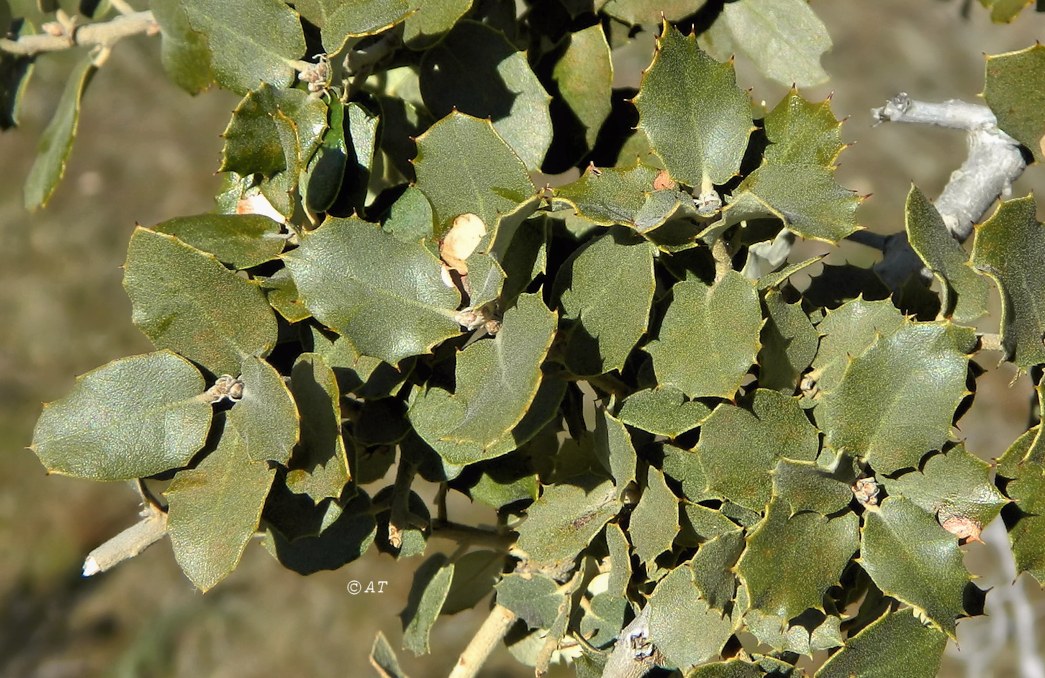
(0, 10, 158, 56)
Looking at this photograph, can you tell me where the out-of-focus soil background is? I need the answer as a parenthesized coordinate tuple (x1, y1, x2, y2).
(1, 1, 1043, 676)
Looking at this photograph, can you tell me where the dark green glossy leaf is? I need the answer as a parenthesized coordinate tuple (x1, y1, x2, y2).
(24, 54, 94, 210)
(618, 386, 710, 438)
(763, 90, 843, 167)
(181, 0, 306, 94)
(970, 196, 1045, 370)
(166, 418, 276, 591)
(30, 351, 211, 480)
(409, 294, 556, 465)
(420, 20, 551, 170)
(0, 18, 34, 129)
(810, 297, 904, 393)
(400, 554, 454, 655)
(261, 267, 311, 322)
(403, 0, 472, 49)
(553, 163, 688, 232)
(601, 0, 707, 25)
(722, 0, 831, 87)
(631, 467, 679, 563)
(285, 216, 461, 364)
(152, 214, 285, 269)
(413, 111, 536, 234)
(123, 227, 278, 375)
(294, 0, 411, 53)
(905, 185, 990, 323)
(860, 497, 971, 637)
(697, 389, 819, 511)
(647, 564, 734, 668)
(984, 43, 1045, 160)
(819, 321, 974, 474)
(815, 608, 946, 678)
(228, 356, 299, 464)
(635, 22, 752, 187)
(736, 498, 858, 620)
(555, 229, 655, 375)
(262, 491, 376, 573)
(286, 353, 350, 501)
(153, 0, 216, 94)
(646, 271, 763, 399)
(996, 432, 1045, 583)
(516, 475, 621, 569)
(302, 97, 347, 214)
(383, 185, 435, 243)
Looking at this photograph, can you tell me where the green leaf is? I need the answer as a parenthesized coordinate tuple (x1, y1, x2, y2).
(555, 228, 655, 376)
(553, 163, 689, 232)
(763, 90, 843, 167)
(24, 54, 94, 210)
(646, 271, 763, 399)
(723, 164, 860, 243)
(810, 297, 905, 393)
(152, 0, 216, 94)
(984, 44, 1045, 160)
(600, 0, 708, 25)
(496, 572, 566, 629)
(772, 459, 853, 517)
(758, 289, 819, 391)
(285, 353, 350, 502)
(294, 0, 411, 53)
(883, 444, 1007, 532)
(441, 550, 504, 615)
(400, 554, 454, 655)
(30, 351, 212, 480)
(552, 24, 612, 150)
(0, 19, 35, 129)
(284, 216, 461, 365)
(582, 523, 632, 646)
(647, 564, 735, 668)
(630, 467, 679, 564)
(408, 294, 556, 465)
(123, 227, 278, 375)
(970, 196, 1045, 371)
(736, 498, 858, 620)
(819, 321, 974, 474)
(635, 22, 752, 187)
(516, 476, 621, 569)
(301, 97, 347, 214)
(861, 497, 972, 637)
(593, 408, 637, 494)
(403, 0, 472, 49)
(995, 431, 1045, 584)
(757, 254, 824, 291)
(166, 418, 276, 592)
(413, 112, 537, 234)
(815, 608, 947, 678)
(978, 0, 1035, 21)
(221, 84, 327, 182)
(663, 445, 710, 502)
(697, 389, 820, 511)
(905, 186, 990, 324)
(687, 659, 762, 678)
(420, 20, 552, 170)
(690, 529, 744, 611)
(370, 632, 408, 678)
(228, 356, 299, 464)
(261, 267, 311, 322)
(181, 0, 306, 95)
(618, 386, 711, 438)
(262, 491, 376, 573)
(740, 603, 843, 655)
(152, 214, 285, 269)
(722, 0, 831, 87)
(679, 502, 739, 545)
(383, 185, 435, 243)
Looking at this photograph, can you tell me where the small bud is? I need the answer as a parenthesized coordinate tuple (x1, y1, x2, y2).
(694, 190, 722, 218)
(852, 477, 879, 506)
(939, 511, 983, 543)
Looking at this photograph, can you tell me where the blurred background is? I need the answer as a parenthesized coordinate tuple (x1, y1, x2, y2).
(1, 1, 1044, 676)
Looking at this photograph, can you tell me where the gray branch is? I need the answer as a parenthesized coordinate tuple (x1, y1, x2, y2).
(0, 10, 157, 56)
(863, 93, 1027, 288)
(600, 605, 662, 678)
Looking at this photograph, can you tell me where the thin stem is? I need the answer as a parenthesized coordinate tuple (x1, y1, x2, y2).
(82, 503, 167, 576)
(430, 521, 513, 551)
(0, 11, 158, 56)
(447, 604, 517, 678)
(711, 237, 731, 283)
(846, 230, 889, 252)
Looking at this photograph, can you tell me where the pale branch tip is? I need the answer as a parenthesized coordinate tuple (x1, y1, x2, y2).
(82, 503, 168, 577)
(866, 93, 1027, 288)
(600, 605, 661, 678)
(0, 10, 158, 57)
(448, 604, 517, 678)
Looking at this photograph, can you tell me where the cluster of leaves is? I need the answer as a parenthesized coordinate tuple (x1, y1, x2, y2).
(8, 0, 1045, 676)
